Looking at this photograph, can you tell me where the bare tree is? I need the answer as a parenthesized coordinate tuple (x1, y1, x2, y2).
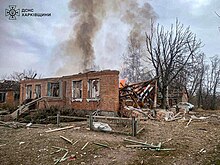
(145, 20, 202, 108)
(184, 53, 205, 102)
(121, 36, 151, 83)
(202, 55, 220, 109)
(195, 53, 206, 108)
(5, 69, 40, 81)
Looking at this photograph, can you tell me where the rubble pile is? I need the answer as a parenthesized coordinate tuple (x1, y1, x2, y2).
(119, 78, 157, 118)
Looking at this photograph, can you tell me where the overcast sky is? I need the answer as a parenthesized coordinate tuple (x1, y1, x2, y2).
(0, 0, 220, 78)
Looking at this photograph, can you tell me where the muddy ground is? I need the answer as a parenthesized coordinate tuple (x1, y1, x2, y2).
(0, 110, 220, 165)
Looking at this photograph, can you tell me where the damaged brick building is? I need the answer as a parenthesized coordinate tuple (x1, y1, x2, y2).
(19, 70, 119, 114)
(0, 80, 20, 108)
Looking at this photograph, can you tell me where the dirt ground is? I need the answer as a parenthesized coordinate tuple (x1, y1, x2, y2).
(0, 110, 220, 165)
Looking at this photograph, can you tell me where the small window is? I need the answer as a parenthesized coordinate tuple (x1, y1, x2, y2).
(48, 82, 60, 97)
(14, 91, 19, 101)
(35, 85, 41, 98)
(72, 80, 82, 99)
(88, 79, 100, 99)
(26, 85, 32, 99)
(0, 92, 6, 103)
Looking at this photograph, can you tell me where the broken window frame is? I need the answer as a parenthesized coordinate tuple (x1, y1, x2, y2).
(87, 79, 100, 101)
(14, 91, 19, 101)
(47, 82, 60, 97)
(0, 92, 6, 103)
(72, 80, 82, 101)
(26, 85, 32, 99)
(35, 84, 41, 99)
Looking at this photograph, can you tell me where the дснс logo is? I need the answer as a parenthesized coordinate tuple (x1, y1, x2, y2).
(5, 5, 20, 20)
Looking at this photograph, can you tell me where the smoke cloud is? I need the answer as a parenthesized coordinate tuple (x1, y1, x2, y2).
(55, 0, 157, 75)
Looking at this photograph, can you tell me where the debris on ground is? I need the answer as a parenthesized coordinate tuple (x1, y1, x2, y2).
(93, 142, 110, 148)
(124, 138, 175, 151)
(119, 78, 158, 118)
(191, 115, 209, 120)
(26, 122, 32, 127)
(93, 122, 112, 132)
(0, 109, 220, 165)
(51, 146, 69, 164)
(81, 142, 89, 151)
(59, 135, 73, 145)
(45, 126, 74, 133)
(19, 142, 25, 145)
(0, 121, 27, 129)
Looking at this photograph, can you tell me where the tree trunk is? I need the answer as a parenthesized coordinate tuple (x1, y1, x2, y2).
(166, 86, 169, 108)
(160, 85, 169, 109)
(211, 80, 218, 110)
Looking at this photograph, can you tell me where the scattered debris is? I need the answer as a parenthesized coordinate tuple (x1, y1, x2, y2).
(93, 122, 112, 132)
(0, 144, 6, 147)
(45, 126, 74, 133)
(148, 148, 176, 151)
(51, 146, 68, 154)
(185, 118, 192, 128)
(137, 126, 145, 134)
(51, 146, 69, 164)
(174, 112, 181, 118)
(68, 154, 76, 161)
(26, 123, 32, 127)
(162, 138, 172, 144)
(72, 140, 79, 146)
(124, 138, 161, 149)
(0, 121, 23, 129)
(74, 127, 80, 130)
(166, 116, 182, 122)
(124, 138, 175, 151)
(0, 110, 10, 115)
(93, 142, 109, 148)
(199, 148, 206, 153)
(19, 142, 25, 145)
(191, 115, 209, 120)
(60, 135, 73, 145)
(81, 142, 89, 151)
(155, 110, 184, 122)
(124, 106, 147, 116)
(119, 78, 158, 117)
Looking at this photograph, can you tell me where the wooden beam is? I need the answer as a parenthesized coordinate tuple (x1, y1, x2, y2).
(124, 138, 160, 148)
(60, 135, 73, 144)
(91, 116, 132, 121)
(81, 142, 89, 150)
(93, 142, 109, 148)
(45, 126, 74, 133)
(137, 126, 145, 134)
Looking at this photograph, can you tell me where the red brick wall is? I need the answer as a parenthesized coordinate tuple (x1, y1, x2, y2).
(20, 70, 119, 112)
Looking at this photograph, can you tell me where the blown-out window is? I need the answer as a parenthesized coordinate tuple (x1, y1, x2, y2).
(26, 85, 32, 99)
(0, 92, 6, 103)
(47, 82, 60, 97)
(35, 84, 41, 98)
(72, 80, 82, 99)
(88, 79, 100, 99)
(14, 91, 19, 101)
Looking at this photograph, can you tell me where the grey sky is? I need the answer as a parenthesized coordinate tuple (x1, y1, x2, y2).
(0, 0, 219, 78)
(149, 0, 220, 57)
